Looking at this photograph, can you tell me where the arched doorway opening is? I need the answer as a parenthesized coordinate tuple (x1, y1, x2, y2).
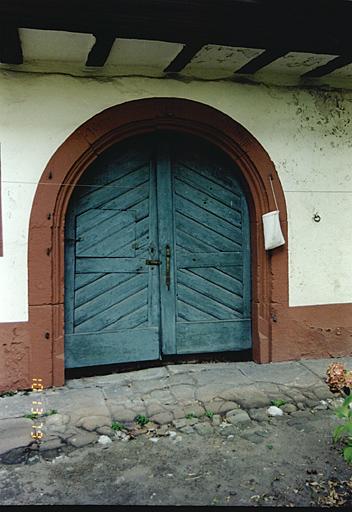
(28, 98, 288, 387)
(64, 131, 252, 368)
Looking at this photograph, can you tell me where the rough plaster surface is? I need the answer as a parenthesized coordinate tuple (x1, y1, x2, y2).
(0, 70, 351, 321)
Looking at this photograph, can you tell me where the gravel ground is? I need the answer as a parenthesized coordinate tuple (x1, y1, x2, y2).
(0, 406, 351, 506)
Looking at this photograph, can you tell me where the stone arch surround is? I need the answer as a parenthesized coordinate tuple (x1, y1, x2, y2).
(1, 98, 351, 392)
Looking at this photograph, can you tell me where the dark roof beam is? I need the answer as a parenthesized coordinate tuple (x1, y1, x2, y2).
(302, 55, 352, 78)
(164, 42, 204, 73)
(0, 26, 23, 64)
(235, 49, 287, 74)
(86, 32, 116, 67)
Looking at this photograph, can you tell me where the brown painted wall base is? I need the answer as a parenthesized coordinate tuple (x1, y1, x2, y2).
(271, 303, 352, 361)
(1, 303, 351, 392)
(0, 98, 351, 393)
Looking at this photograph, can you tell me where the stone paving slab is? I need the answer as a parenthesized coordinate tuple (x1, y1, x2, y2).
(1, 356, 351, 459)
(237, 361, 321, 387)
(299, 358, 352, 379)
(0, 418, 34, 453)
(0, 394, 35, 420)
(42, 388, 111, 424)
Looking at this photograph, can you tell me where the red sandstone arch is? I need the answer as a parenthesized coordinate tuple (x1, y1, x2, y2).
(28, 98, 288, 388)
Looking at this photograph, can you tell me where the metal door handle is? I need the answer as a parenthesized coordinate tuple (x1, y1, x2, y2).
(166, 244, 171, 290)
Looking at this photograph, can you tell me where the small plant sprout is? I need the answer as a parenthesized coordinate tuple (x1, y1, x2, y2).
(25, 412, 38, 420)
(24, 409, 58, 420)
(205, 410, 214, 419)
(111, 421, 125, 431)
(185, 413, 197, 420)
(135, 414, 149, 427)
(271, 399, 287, 408)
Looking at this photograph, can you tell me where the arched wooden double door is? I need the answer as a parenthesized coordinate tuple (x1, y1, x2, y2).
(64, 132, 251, 368)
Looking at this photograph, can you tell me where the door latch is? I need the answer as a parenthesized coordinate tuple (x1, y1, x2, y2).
(145, 259, 162, 265)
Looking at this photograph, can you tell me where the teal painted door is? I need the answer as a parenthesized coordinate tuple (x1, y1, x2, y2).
(65, 133, 251, 368)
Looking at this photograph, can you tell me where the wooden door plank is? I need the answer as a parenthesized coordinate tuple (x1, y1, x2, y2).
(176, 320, 251, 354)
(175, 177, 242, 224)
(177, 270, 243, 311)
(75, 257, 147, 273)
(175, 194, 243, 245)
(177, 283, 242, 320)
(177, 252, 242, 268)
(156, 135, 177, 355)
(172, 135, 252, 354)
(74, 273, 147, 327)
(176, 213, 240, 251)
(147, 156, 161, 333)
(65, 328, 159, 368)
(65, 135, 161, 367)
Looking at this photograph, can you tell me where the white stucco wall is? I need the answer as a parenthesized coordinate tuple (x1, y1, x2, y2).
(0, 70, 351, 321)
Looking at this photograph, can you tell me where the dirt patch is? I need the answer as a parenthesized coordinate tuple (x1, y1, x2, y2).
(0, 408, 351, 506)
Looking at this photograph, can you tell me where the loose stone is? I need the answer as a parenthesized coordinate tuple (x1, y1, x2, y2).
(281, 403, 297, 414)
(98, 435, 112, 445)
(76, 415, 111, 432)
(96, 426, 113, 437)
(179, 426, 195, 434)
(157, 425, 171, 436)
(227, 411, 252, 426)
(186, 417, 199, 426)
(248, 408, 269, 422)
(67, 432, 97, 448)
(150, 412, 174, 425)
(39, 437, 64, 452)
(313, 403, 328, 411)
(172, 418, 187, 429)
(267, 406, 284, 417)
(194, 423, 214, 436)
(212, 415, 221, 426)
(226, 409, 243, 419)
(114, 431, 130, 441)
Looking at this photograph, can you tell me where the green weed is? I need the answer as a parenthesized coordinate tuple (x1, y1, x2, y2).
(185, 413, 197, 419)
(135, 414, 149, 427)
(24, 409, 58, 420)
(271, 399, 287, 408)
(111, 421, 125, 431)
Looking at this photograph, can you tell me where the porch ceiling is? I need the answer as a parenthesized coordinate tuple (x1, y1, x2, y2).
(1, 0, 352, 88)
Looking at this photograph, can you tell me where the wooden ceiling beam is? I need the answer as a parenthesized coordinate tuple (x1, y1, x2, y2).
(86, 33, 116, 67)
(302, 55, 352, 78)
(164, 42, 204, 73)
(235, 49, 287, 74)
(0, 1, 351, 58)
(0, 26, 23, 64)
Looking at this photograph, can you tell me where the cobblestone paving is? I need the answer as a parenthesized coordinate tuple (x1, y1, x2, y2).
(1, 357, 352, 505)
(0, 357, 351, 462)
